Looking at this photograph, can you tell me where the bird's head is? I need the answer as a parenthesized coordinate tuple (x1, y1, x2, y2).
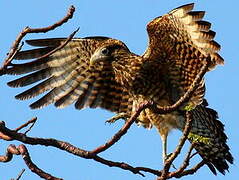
(90, 39, 130, 68)
(89, 39, 141, 87)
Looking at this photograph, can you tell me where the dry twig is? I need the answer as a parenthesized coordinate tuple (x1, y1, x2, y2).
(0, 5, 75, 75)
(14, 169, 26, 180)
(14, 117, 37, 133)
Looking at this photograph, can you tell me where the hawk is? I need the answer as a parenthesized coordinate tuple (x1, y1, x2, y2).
(3, 3, 233, 175)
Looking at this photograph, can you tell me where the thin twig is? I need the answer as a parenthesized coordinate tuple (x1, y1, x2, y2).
(0, 5, 75, 75)
(167, 144, 195, 177)
(0, 118, 37, 141)
(14, 117, 37, 133)
(15, 169, 25, 180)
(174, 161, 205, 178)
(167, 112, 193, 163)
(30, 27, 79, 63)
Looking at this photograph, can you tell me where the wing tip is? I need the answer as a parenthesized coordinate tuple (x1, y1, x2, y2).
(29, 101, 45, 109)
(174, 3, 194, 12)
(25, 38, 66, 47)
(7, 80, 18, 88)
(15, 93, 29, 101)
(55, 100, 68, 109)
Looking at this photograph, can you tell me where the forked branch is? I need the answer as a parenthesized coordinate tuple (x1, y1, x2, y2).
(0, 101, 205, 179)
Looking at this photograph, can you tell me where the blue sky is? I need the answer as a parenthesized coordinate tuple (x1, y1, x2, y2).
(0, 0, 238, 180)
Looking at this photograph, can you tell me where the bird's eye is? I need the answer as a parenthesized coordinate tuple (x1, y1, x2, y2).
(101, 48, 110, 55)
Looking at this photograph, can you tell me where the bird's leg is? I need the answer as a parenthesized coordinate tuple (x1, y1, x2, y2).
(161, 133, 168, 164)
(161, 133, 177, 170)
(105, 112, 128, 124)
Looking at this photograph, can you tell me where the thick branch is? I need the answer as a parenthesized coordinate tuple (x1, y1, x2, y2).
(19, 145, 63, 180)
(91, 101, 151, 154)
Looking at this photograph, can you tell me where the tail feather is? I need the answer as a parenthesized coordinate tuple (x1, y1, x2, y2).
(188, 99, 233, 175)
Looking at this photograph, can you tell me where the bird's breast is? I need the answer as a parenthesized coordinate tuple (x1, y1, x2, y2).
(132, 96, 182, 136)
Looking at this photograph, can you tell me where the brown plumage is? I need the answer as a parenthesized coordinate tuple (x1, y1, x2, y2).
(4, 3, 232, 175)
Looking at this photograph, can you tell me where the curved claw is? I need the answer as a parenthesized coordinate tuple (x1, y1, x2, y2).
(105, 112, 128, 124)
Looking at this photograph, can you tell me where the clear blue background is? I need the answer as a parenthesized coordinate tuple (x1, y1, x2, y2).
(0, 0, 238, 180)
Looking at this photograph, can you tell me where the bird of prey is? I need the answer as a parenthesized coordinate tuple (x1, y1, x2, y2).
(3, 3, 233, 175)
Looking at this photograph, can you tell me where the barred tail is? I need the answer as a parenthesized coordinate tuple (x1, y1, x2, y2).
(187, 99, 233, 175)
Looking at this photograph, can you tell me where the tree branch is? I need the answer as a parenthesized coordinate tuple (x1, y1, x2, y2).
(0, 101, 163, 178)
(0, 144, 62, 180)
(0, 102, 205, 180)
(14, 169, 25, 180)
(91, 101, 151, 154)
(167, 144, 195, 178)
(173, 160, 205, 178)
(0, 121, 151, 177)
(0, 5, 75, 75)
(14, 117, 37, 133)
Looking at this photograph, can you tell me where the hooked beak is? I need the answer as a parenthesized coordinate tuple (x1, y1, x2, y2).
(90, 51, 109, 66)
(90, 53, 101, 66)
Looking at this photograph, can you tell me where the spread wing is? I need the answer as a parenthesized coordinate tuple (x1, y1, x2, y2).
(143, 3, 224, 108)
(5, 37, 132, 113)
